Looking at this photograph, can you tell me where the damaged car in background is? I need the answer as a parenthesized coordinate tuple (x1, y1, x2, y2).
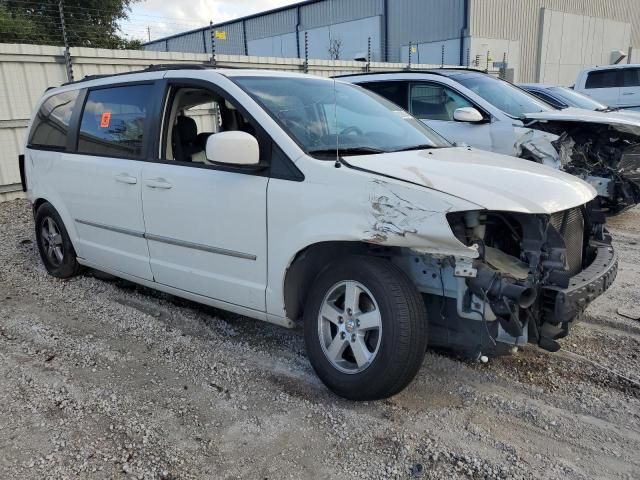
(340, 69, 640, 213)
(23, 68, 617, 400)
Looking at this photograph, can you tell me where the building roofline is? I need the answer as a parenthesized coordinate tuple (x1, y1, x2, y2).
(143, 0, 326, 46)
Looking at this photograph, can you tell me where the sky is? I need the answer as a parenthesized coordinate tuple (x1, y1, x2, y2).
(121, 0, 301, 42)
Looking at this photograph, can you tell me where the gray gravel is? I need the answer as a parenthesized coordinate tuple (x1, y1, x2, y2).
(1, 198, 639, 480)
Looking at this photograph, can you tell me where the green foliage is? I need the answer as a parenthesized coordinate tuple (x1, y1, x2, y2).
(0, 0, 142, 49)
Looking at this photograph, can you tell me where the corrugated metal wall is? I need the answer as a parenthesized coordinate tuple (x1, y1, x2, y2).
(387, 0, 466, 61)
(470, 0, 640, 81)
(300, 0, 384, 29)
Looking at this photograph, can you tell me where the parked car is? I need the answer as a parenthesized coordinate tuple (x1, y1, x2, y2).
(340, 69, 640, 213)
(21, 66, 617, 400)
(520, 83, 640, 121)
(575, 64, 640, 109)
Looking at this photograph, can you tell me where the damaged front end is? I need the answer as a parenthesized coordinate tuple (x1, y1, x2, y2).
(525, 121, 640, 214)
(395, 204, 618, 357)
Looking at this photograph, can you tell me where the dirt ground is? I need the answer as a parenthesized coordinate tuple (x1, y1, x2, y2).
(0, 199, 639, 480)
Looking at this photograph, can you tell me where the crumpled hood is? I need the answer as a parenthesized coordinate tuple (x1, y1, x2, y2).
(524, 107, 640, 136)
(344, 147, 596, 214)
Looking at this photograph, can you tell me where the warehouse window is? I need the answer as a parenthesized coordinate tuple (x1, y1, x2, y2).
(585, 70, 618, 89)
(28, 90, 79, 150)
(77, 85, 153, 158)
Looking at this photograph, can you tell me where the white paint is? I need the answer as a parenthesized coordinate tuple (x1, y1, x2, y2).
(205, 131, 260, 166)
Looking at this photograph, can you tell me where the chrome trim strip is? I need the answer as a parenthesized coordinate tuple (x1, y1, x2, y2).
(75, 219, 256, 261)
(145, 233, 257, 260)
(75, 219, 145, 238)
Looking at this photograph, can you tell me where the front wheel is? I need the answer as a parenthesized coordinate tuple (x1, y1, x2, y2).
(303, 255, 428, 400)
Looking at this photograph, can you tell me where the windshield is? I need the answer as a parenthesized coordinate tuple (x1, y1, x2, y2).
(548, 87, 608, 110)
(454, 73, 552, 117)
(233, 76, 450, 158)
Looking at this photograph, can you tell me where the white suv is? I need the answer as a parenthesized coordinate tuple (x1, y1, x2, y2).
(20, 65, 617, 400)
(575, 64, 640, 109)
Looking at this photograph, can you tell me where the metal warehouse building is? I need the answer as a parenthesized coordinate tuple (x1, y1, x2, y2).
(144, 0, 640, 84)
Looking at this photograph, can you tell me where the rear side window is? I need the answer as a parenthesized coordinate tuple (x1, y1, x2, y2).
(78, 84, 153, 158)
(622, 68, 640, 87)
(28, 90, 79, 150)
(361, 82, 408, 109)
(585, 70, 618, 89)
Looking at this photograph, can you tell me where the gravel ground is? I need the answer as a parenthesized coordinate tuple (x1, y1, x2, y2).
(0, 199, 639, 480)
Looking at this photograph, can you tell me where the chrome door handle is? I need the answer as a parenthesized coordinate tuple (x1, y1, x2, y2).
(115, 174, 137, 185)
(145, 178, 173, 189)
(622, 92, 635, 95)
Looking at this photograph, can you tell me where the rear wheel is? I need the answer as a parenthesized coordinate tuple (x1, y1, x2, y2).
(35, 202, 81, 279)
(303, 255, 428, 400)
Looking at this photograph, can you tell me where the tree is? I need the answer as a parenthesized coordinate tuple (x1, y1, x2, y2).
(0, 0, 142, 49)
(328, 37, 343, 60)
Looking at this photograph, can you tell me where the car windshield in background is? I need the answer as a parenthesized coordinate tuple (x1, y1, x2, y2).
(549, 86, 608, 110)
(233, 77, 450, 158)
(455, 73, 552, 118)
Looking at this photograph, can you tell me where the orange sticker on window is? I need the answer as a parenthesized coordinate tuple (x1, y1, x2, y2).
(100, 112, 111, 128)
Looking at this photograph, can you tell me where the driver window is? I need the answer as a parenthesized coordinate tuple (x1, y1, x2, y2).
(410, 83, 473, 121)
(163, 87, 256, 163)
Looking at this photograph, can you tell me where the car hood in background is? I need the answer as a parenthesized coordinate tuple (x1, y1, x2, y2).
(344, 147, 596, 214)
(524, 107, 640, 136)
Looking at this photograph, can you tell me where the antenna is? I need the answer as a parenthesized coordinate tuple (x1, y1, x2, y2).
(329, 0, 341, 168)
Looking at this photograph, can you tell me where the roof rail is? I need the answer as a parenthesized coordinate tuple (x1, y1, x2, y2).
(61, 63, 223, 86)
(334, 66, 487, 79)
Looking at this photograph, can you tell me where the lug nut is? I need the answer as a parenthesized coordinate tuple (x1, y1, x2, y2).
(347, 308, 352, 316)
(340, 332, 346, 340)
(338, 316, 343, 323)
(351, 334, 356, 342)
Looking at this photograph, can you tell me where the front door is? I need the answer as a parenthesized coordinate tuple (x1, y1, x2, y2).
(619, 67, 640, 108)
(141, 81, 269, 312)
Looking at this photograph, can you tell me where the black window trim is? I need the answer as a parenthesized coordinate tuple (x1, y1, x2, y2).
(153, 77, 303, 181)
(527, 88, 567, 109)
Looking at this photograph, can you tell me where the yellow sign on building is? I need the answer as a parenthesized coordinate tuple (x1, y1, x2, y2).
(215, 31, 227, 40)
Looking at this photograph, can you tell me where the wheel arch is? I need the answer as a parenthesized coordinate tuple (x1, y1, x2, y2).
(282, 240, 405, 323)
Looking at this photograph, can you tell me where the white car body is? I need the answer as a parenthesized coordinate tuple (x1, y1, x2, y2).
(342, 70, 640, 211)
(21, 67, 617, 399)
(575, 64, 640, 109)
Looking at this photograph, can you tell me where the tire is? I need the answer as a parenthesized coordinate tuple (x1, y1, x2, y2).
(303, 255, 428, 400)
(35, 202, 82, 279)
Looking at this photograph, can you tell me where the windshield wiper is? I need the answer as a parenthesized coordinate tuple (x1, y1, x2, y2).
(308, 146, 386, 157)
(389, 144, 438, 153)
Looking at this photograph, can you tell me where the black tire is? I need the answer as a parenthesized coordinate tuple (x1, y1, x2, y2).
(303, 255, 428, 400)
(35, 202, 82, 279)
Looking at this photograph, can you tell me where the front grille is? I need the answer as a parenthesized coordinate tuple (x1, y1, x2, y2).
(550, 208, 584, 276)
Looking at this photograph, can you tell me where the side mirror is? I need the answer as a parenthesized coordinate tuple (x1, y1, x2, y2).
(453, 107, 485, 123)
(205, 131, 259, 166)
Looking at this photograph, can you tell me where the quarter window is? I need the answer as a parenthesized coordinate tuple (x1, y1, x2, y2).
(410, 83, 473, 121)
(585, 70, 618, 89)
(28, 90, 79, 150)
(622, 68, 640, 88)
(77, 85, 153, 158)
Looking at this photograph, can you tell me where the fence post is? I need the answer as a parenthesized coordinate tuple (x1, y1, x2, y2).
(441, 44, 445, 67)
(366, 36, 371, 72)
(210, 21, 216, 66)
(500, 52, 507, 79)
(486, 50, 491, 72)
(303, 32, 309, 73)
(407, 42, 412, 70)
(466, 48, 470, 67)
(58, 0, 73, 82)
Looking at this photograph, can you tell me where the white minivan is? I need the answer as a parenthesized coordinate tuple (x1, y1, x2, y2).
(575, 64, 640, 109)
(20, 66, 617, 400)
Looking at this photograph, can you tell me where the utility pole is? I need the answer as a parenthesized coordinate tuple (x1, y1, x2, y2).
(58, 0, 73, 82)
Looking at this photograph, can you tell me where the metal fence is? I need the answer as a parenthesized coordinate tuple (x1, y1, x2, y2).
(0, 42, 478, 201)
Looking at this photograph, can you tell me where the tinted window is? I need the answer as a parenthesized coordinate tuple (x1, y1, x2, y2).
(622, 68, 640, 87)
(410, 83, 474, 120)
(548, 86, 608, 110)
(527, 90, 565, 109)
(28, 90, 79, 150)
(78, 85, 153, 158)
(361, 82, 408, 109)
(585, 70, 618, 89)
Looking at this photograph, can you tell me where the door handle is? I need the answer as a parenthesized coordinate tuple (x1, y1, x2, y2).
(145, 178, 173, 190)
(115, 173, 137, 185)
(622, 92, 635, 96)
